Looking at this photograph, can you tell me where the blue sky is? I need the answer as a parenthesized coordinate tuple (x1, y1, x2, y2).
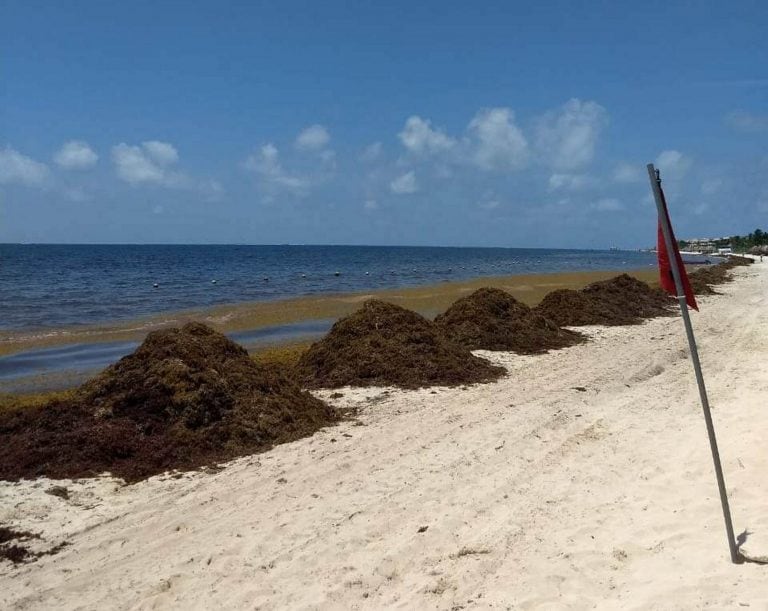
(1, 0, 766, 248)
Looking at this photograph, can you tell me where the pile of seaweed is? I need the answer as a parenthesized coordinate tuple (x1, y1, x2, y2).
(689, 256, 753, 295)
(0, 323, 338, 482)
(688, 265, 729, 294)
(534, 274, 676, 326)
(434, 288, 585, 353)
(725, 255, 754, 267)
(297, 300, 504, 389)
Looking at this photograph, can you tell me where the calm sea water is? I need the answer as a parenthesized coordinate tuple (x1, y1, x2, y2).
(0, 244, 661, 332)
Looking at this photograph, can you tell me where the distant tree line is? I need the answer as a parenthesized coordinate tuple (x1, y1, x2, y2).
(729, 229, 768, 251)
(679, 228, 768, 252)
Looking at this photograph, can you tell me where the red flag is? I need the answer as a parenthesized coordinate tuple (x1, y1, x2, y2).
(657, 187, 698, 310)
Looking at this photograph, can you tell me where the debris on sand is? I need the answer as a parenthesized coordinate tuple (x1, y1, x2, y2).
(688, 256, 753, 294)
(534, 274, 675, 326)
(434, 288, 584, 353)
(0, 525, 65, 565)
(297, 300, 504, 389)
(723, 255, 753, 267)
(0, 525, 40, 565)
(0, 323, 339, 482)
(688, 270, 720, 295)
(688, 266, 728, 294)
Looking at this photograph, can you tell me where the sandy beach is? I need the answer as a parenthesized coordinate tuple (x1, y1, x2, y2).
(1, 261, 766, 609)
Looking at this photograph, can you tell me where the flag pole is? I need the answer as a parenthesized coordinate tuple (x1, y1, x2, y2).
(647, 163, 740, 564)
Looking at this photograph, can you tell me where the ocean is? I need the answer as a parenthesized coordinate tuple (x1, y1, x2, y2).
(0, 244, 662, 332)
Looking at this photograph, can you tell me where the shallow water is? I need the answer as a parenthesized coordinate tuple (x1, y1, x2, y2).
(0, 319, 334, 393)
(0, 244, 667, 331)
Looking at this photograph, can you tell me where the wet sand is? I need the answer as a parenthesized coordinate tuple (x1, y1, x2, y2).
(0, 267, 659, 358)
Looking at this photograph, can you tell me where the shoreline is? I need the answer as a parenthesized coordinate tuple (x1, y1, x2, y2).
(0, 267, 659, 359)
(1, 264, 766, 607)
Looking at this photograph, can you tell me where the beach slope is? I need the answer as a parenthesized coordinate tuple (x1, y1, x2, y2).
(1, 264, 767, 609)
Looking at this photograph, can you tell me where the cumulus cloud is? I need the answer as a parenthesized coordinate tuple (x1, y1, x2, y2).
(655, 150, 692, 180)
(548, 173, 592, 191)
(613, 162, 643, 183)
(725, 110, 768, 133)
(111, 140, 215, 196)
(467, 108, 528, 171)
(112, 143, 173, 185)
(390, 170, 418, 194)
(395, 100, 604, 177)
(243, 143, 310, 196)
(396, 109, 527, 173)
(534, 99, 608, 170)
(54, 140, 98, 169)
(295, 125, 330, 151)
(141, 140, 179, 165)
(0, 146, 49, 187)
(398, 117, 456, 157)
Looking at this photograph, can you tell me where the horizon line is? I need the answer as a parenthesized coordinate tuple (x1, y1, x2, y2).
(0, 242, 638, 251)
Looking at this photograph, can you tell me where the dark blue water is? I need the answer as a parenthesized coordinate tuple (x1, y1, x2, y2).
(0, 244, 662, 332)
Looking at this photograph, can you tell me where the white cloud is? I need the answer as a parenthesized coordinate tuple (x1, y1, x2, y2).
(243, 143, 310, 196)
(398, 116, 456, 157)
(534, 98, 608, 170)
(396, 109, 527, 173)
(655, 150, 692, 180)
(725, 110, 768, 133)
(0, 146, 50, 187)
(112, 143, 169, 185)
(591, 197, 624, 211)
(390, 170, 418, 194)
(54, 140, 98, 170)
(466, 107, 528, 171)
(548, 173, 592, 191)
(141, 140, 179, 165)
(613, 162, 643, 183)
(111, 141, 210, 193)
(364, 199, 378, 210)
(295, 125, 330, 151)
(361, 142, 383, 162)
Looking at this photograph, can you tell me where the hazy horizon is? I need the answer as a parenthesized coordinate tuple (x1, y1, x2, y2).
(2, 241, 647, 250)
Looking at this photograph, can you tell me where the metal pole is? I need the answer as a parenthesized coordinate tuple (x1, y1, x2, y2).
(647, 163, 740, 563)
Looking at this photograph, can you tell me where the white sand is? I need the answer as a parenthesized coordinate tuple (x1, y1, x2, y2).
(2, 263, 767, 610)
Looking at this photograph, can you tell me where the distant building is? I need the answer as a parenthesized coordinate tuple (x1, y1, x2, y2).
(684, 238, 717, 253)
